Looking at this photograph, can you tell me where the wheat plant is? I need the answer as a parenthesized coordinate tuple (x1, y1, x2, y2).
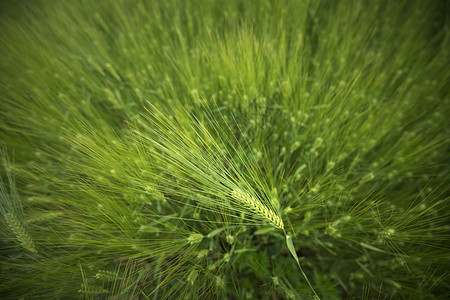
(1, 0, 449, 299)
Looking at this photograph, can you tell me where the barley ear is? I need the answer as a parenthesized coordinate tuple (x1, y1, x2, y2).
(231, 189, 284, 229)
(5, 212, 37, 253)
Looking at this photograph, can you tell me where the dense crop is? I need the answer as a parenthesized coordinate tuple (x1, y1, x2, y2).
(1, 0, 449, 299)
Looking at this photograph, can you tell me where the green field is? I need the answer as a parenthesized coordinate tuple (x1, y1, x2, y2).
(1, 0, 449, 299)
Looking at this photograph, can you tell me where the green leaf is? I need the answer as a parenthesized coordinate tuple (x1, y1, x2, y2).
(207, 227, 226, 238)
(286, 235, 299, 264)
(286, 235, 320, 299)
(254, 227, 275, 235)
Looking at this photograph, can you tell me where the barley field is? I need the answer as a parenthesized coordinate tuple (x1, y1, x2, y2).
(1, 0, 449, 299)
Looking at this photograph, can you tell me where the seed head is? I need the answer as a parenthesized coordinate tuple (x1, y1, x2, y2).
(5, 212, 36, 253)
(187, 233, 204, 244)
(231, 189, 284, 229)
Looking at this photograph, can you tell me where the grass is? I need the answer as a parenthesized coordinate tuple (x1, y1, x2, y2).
(0, 0, 449, 299)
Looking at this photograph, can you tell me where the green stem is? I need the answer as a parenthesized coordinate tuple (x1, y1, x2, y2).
(285, 234, 320, 300)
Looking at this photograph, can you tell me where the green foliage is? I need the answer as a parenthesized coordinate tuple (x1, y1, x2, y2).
(1, 0, 449, 299)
